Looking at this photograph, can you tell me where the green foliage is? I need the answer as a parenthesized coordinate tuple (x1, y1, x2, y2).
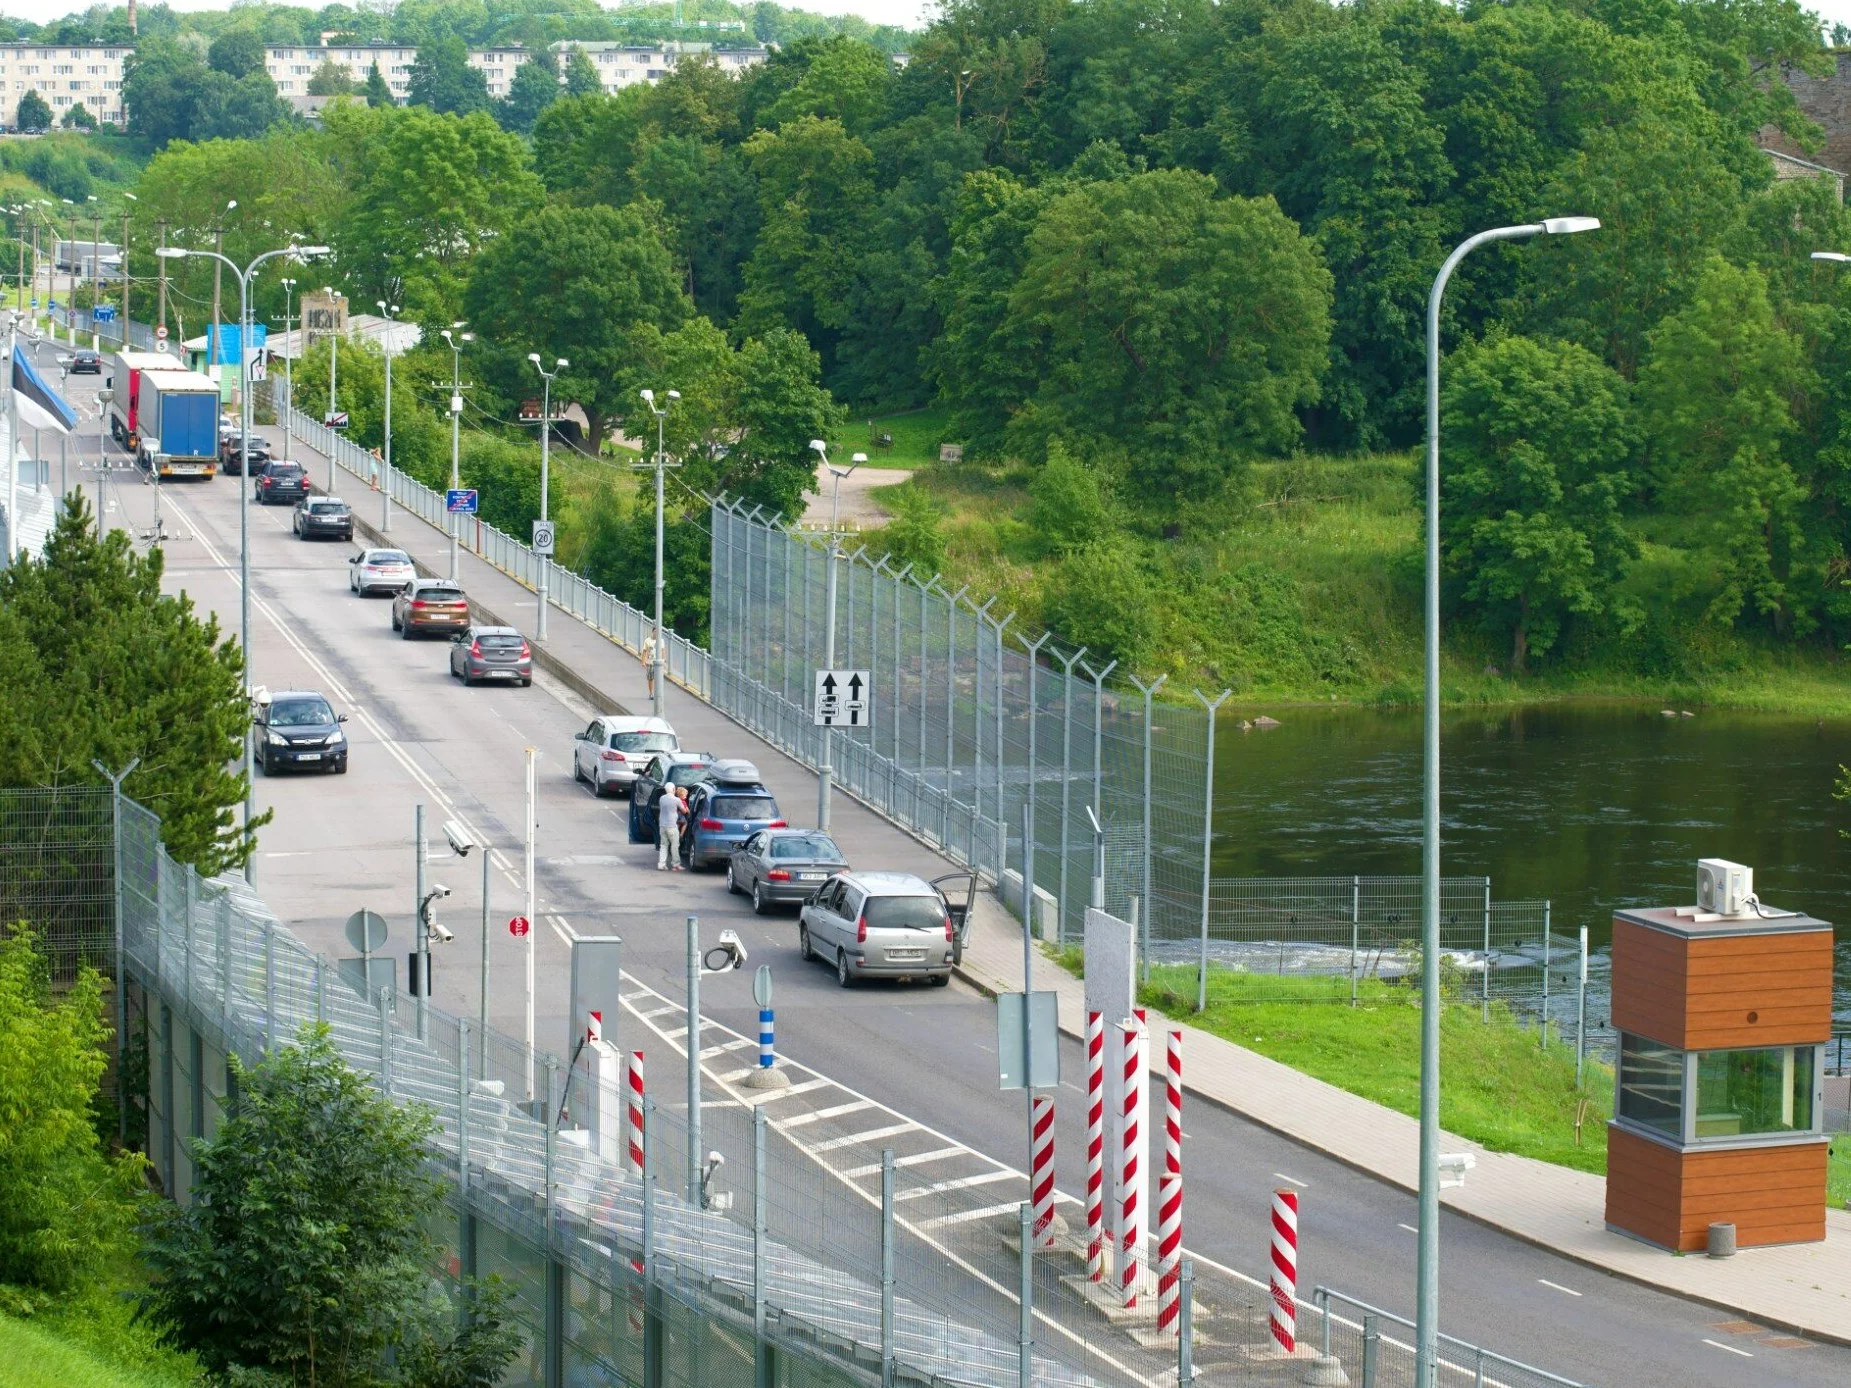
(497, 46, 560, 133)
(361, 63, 395, 108)
(1440, 334, 1639, 670)
(458, 433, 542, 537)
(865, 483, 949, 576)
(1038, 542, 1158, 670)
(140, 1027, 522, 1387)
(206, 30, 266, 80)
(1026, 440, 1110, 557)
(579, 503, 712, 647)
(0, 932, 144, 1295)
(0, 1308, 196, 1388)
(288, 339, 447, 488)
(306, 60, 357, 97)
(123, 37, 290, 146)
(59, 102, 96, 131)
(15, 89, 51, 133)
(563, 45, 602, 98)
(407, 34, 491, 115)
(0, 498, 260, 873)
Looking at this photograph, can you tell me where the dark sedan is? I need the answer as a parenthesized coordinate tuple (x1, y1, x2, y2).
(221, 435, 273, 475)
(68, 350, 102, 374)
(726, 829, 847, 914)
(293, 497, 353, 541)
(448, 624, 533, 687)
(254, 460, 309, 504)
(255, 689, 349, 775)
(627, 752, 716, 843)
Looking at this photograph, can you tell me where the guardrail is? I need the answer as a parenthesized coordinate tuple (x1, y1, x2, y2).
(1310, 1286, 1586, 1388)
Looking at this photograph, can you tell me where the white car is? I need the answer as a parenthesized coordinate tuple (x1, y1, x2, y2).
(348, 547, 416, 596)
(572, 715, 678, 797)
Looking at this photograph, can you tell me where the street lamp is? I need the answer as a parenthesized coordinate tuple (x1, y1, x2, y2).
(279, 278, 296, 462)
(378, 300, 400, 533)
(635, 386, 680, 717)
(526, 352, 568, 640)
(156, 241, 332, 884)
(809, 438, 864, 831)
(439, 325, 473, 581)
(1810, 251, 1851, 264)
(322, 285, 345, 494)
(1415, 213, 1598, 1388)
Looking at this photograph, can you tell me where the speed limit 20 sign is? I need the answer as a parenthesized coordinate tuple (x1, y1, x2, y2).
(531, 521, 556, 556)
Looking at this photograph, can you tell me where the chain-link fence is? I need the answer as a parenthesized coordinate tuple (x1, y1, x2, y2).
(0, 784, 116, 985)
(710, 502, 1213, 948)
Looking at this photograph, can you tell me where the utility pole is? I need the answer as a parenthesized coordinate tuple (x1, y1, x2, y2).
(528, 353, 567, 640)
(379, 301, 399, 533)
(119, 206, 130, 332)
(326, 288, 343, 495)
(441, 324, 473, 580)
(89, 202, 100, 345)
(634, 388, 681, 717)
(809, 440, 864, 832)
(211, 222, 223, 369)
(156, 218, 168, 344)
(280, 279, 295, 462)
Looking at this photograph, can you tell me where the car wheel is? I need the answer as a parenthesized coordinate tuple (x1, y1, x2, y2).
(725, 864, 739, 895)
(593, 772, 610, 799)
(573, 756, 585, 785)
(332, 759, 348, 775)
(753, 882, 771, 916)
(836, 949, 854, 989)
(400, 623, 413, 640)
(255, 746, 268, 776)
(520, 678, 532, 688)
(799, 923, 815, 962)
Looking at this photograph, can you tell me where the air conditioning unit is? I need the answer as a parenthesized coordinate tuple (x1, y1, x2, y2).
(1697, 859, 1753, 917)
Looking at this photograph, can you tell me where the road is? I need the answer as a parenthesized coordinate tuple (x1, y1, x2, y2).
(48, 362, 1836, 1388)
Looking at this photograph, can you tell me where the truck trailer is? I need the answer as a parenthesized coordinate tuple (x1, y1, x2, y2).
(106, 349, 190, 453)
(136, 369, 222, 478)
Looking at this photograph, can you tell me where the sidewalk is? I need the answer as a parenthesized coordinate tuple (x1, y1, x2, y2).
(283, 424, 1851, 1346)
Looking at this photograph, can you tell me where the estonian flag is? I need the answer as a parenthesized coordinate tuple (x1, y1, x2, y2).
(12, 349, 78, 436)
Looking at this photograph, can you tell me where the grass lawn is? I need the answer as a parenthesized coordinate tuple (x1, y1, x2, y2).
(1139, 965, 1614, 1174)
(0, 1311, 196, 1388)
(832, 403, 956, 470)
(1832, 1135, 1851, 1211)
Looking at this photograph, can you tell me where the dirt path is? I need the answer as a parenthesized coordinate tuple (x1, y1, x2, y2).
(803, 464, 913, 529)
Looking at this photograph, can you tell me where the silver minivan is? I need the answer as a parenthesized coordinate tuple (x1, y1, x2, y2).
(799, 871, 954, 988)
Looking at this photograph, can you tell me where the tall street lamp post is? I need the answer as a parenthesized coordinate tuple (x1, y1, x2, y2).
(378, 300, 400, 533)
(527, 352, 567, 641)
(440, 324, 473, 580)
(279, 278, 296, 462)
(1416, 215, 1597, 1386)
(809, 439, 863, 832)
(156, 241, 331, 883)
(323, 286, 344, 494)
(635, 387, 680, 718)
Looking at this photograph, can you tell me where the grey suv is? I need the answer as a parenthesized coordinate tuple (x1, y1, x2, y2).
(798, 871, 954, 988)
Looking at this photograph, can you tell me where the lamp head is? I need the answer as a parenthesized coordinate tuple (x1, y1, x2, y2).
(154, 247, 186, 259)
(557, 357, 569, 369)
(226, 199, 237, 211)
(528, 351, 541, 364)
(122, 191, 137, 201)
(666, 388, 679, 400)
(639, 388, 654, 404)
(1812, 251, 1851, 263)
(851, 452, 868, 465)
(809, 439, 827, 457)
(460, 332, 474, 343)
(1540, 216, 1599, 236)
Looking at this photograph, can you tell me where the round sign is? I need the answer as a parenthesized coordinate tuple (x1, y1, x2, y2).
(155, 325, 168, 342)
(344, 908, 388, 954)
(753, 964, 773, 1008)
(508, 915, 530, 938)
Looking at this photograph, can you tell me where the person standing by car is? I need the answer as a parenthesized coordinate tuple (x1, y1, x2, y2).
(657, 782, 686, 870)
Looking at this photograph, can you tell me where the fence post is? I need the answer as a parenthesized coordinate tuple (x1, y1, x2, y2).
(1193, 690, 1230, 1013)
(642, 1094, 661, 1388)
(458, 1017, 472, 1198)
(994, 614, 1015, 871)
(263, 921, 277, 1051)
(103, 765, 137, 1148)
(1089, 659, 1115, 904)
(754, 1104, 771, 1388)
(1178, 1258, 1195, 1386)
(1017, 1202, 1033, 1388)
(1362, 1312, 1379, 1387)
(314, 953, 326, 1026)
(880, 1148, 895, 1388)
(1130, 675, 1165, 966)
(1351, 876, 1361, 1007)
(1018, 633, 1051, 934)
(1055, 645, 1088, 945)
(183, 867, 196, 1015)
(1482, 877, 1492, 1022)
(1540, 901, 1551, 1048)
(945, 588, 967, 847)
(1576, 925, 1588, 1089)
(377, 985, 393, 1098)
(543, 1053, 562, 1388)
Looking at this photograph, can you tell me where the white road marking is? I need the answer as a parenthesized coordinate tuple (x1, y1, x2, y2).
(1398, 1222, 1419, 1234)
(894, 1169, 1016, 1202)
(1702, 1340, 1754, 1358)
(810, 1122, 917, 1152)
(1273, 1172, 1308, 1188)
(841, 1146, 967, 1178)
(921, 1201, 1022, 1229)
(779, 1098, 876, 1129)
(1537, 1279, 1581, 1298)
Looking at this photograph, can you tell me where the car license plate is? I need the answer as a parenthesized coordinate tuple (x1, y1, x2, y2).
(297, 752, 321, 761)
(799, 872, 825, 882)
(886, 949, 925, 964)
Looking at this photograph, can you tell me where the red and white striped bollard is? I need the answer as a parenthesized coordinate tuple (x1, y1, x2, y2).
(1118, 1019, 1144, 1308)
(1156, 1028, 1183, 1333)
(1031, 1094, 1056, 1249)
(1084, 1011, 1105, 1280)
(1270, 1188, 1299, 1353)
(626, 1049, 646, 1176)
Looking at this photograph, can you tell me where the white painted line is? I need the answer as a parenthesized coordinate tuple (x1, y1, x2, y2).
(635, 1005, 679, 1021)
(1702, 1340, 1754, 1358)
(1398, 1223, 1418, 1234)
(700, 1039, 754, 1058)
(810, 1122, 917, 1152)
(779, 1099, 876, 1129)
(841, 1146, 968, 1178)
(1272, 1172, 1308, 1188)
(894, 1168, 1016, 1202)
(1537, 1279, 1581, 1298)
(747, 1077, 832, 1102)
(921, 1201, 1021, 1230)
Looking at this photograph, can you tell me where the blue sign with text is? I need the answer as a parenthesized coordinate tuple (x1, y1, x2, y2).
(445, 489, 479, 514)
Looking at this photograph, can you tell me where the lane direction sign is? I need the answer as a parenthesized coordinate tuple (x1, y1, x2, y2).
(813, 668, 871, 727)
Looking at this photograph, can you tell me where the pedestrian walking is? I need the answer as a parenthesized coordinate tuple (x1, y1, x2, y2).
(657, 782, 686, 871)
(641, 629, 660, 700)
(368, 447, 382, 491)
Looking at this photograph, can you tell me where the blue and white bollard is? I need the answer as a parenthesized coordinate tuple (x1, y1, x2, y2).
(760, 1005, 775, 1070)
(743, 964, 790, 1090)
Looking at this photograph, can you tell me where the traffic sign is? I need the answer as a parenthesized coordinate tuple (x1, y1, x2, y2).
(531, 519, 556, 555)
(753, 964, 773, 1008)
(155, 324, 168, 342)
(344, 908, 388, 954)
(813, 669, 871, 727)
(446, 488, 479, 514)
(325, 411, 349, 429)
(93, 305, 116, 322)
(508, 915, 530, 938)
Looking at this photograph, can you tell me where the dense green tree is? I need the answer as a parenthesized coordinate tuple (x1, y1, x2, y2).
(140, 1027, 521, 1386)
(362, 61, 396, 107)
(1039, 540, 1159, 669)
(307, 58, 357, 96)
(207, 29, 266, 79)
(58, 101, 94, 130)
(1027, 439, 1112, 556)
(464, 202, 690, 451)
(407, 34, 490, 115)
(580, 503, 712, 645)
(0, 930, 142, 1294)
(498, 44, 560, 133)
(14, 89, 50, 132)
(0, 498, 260, 871)
(287, 338, 447, 488)
(123, 38, 289, 145)
(563, 44, 602, 98)
(759, 35, 894, 135)
(1440, 334, 1639, 671)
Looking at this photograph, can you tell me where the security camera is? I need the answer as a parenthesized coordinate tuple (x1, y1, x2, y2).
(429, 921, 455, 944)
(699, 1150, 729, 1211)
(443, 820, 475, 856)
(430, 883, 452, 900)
(703, 929, 748, 973)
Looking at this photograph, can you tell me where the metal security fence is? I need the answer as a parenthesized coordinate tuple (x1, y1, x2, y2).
(0, 784, 116, 985)
(1309, 1288, 1584, 1388)
(710, 503, 1212, 947)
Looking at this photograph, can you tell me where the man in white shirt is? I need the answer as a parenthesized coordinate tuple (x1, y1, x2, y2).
(656, 783, 686, 870)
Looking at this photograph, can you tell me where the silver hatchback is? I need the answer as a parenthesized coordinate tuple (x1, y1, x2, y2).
(798, 871, 954, 988)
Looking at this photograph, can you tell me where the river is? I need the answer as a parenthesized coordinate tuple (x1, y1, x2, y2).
(1210, 702, 1851, 1014)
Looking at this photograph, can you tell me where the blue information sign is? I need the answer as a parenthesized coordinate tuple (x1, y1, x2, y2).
(445, 488, 479, 514)
(93, 305, 116, 322)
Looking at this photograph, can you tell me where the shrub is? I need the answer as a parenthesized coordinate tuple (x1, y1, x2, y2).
(1039, 541, 1158, 669)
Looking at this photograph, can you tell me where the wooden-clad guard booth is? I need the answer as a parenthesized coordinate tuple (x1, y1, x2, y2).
(1606, 898, 1834, 1252)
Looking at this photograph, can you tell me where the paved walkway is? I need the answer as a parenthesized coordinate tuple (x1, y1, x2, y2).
(283, 425, 1851, 1346)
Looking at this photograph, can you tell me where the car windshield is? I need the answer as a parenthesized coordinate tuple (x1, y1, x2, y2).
(269, 698, 334, 727)
(710, 795, 778, 821)
(369, 551, 410, 565)
(864, 895, 946, 931)
(771, 835, 840, 860)
(268, 465, 303, 478)
(612, 731, 676, 752)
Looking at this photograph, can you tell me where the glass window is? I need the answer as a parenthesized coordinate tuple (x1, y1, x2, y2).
(772, 834, 841, 860)
(710, 795, 779, 821)
(611, 731, 676, 753)
(1693, 1047, 1815, 1139)
(1617, 1035, 1684, 1139)
(269, 698, 334, 727)
(864, 895, 948, 931)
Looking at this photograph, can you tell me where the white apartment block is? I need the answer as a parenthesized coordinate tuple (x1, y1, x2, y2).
(264, 43, 417, 103)
(0, 44, 128, 129)
(468, 46, 529, 100)
(550, 41, 766, 94)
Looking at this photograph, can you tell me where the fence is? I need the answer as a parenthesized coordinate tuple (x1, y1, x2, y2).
(0, 784, 116, 985)
(1309, 1288, 1583, 1388)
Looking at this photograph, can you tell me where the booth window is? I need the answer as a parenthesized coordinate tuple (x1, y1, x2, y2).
(1616, 1035, 1683, 1138)
(1693, 1046, 1815, 1139)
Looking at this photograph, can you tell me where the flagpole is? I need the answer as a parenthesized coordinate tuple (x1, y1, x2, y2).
(7, 312, 17, 563)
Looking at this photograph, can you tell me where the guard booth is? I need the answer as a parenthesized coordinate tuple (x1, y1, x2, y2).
(1606, 860, 1834, 1252)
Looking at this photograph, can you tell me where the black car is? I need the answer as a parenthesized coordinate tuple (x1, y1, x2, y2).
(293, 496, 353, 541)
(68, 350, 101, 374)
(255, 689, 349, 775)
(627, 751, 716, 843)
(254, 460, 309, 505)
(221, 435, 273, 475)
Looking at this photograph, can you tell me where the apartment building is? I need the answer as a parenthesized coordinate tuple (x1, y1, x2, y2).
(468, 45, 530, 100)
(0, 44, 128, 129)
(264, 42, 417, 103)
(547, 40, 767, 94)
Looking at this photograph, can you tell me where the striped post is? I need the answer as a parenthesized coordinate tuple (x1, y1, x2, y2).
(1118, 1020, 1144, 1308)
(1084, 1011, 1105, 1281)
(1031, 1095, 1057, 1249)
(627, 1050, 646, 1176)
(759, 1004, 774, 1069)
(1156, 1029, 1183, 1334)
(1269, 1188, 1299, 1354)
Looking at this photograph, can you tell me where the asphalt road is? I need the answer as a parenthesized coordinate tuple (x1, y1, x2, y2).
(48, 364, 1838, 1388)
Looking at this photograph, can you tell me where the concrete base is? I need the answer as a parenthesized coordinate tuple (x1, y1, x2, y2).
(1059, 1270, 1170, 1327)
(740, 1065, 792, 1091)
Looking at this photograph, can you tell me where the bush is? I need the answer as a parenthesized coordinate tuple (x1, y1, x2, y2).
(1027, 441, 1112, 556)
(1039, 541, 1158, 669)
(867, 482, 948, 576)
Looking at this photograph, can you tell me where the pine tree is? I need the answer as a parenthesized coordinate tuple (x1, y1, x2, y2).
(563, 45, 602, 98)
(362, 61, 395, 107)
